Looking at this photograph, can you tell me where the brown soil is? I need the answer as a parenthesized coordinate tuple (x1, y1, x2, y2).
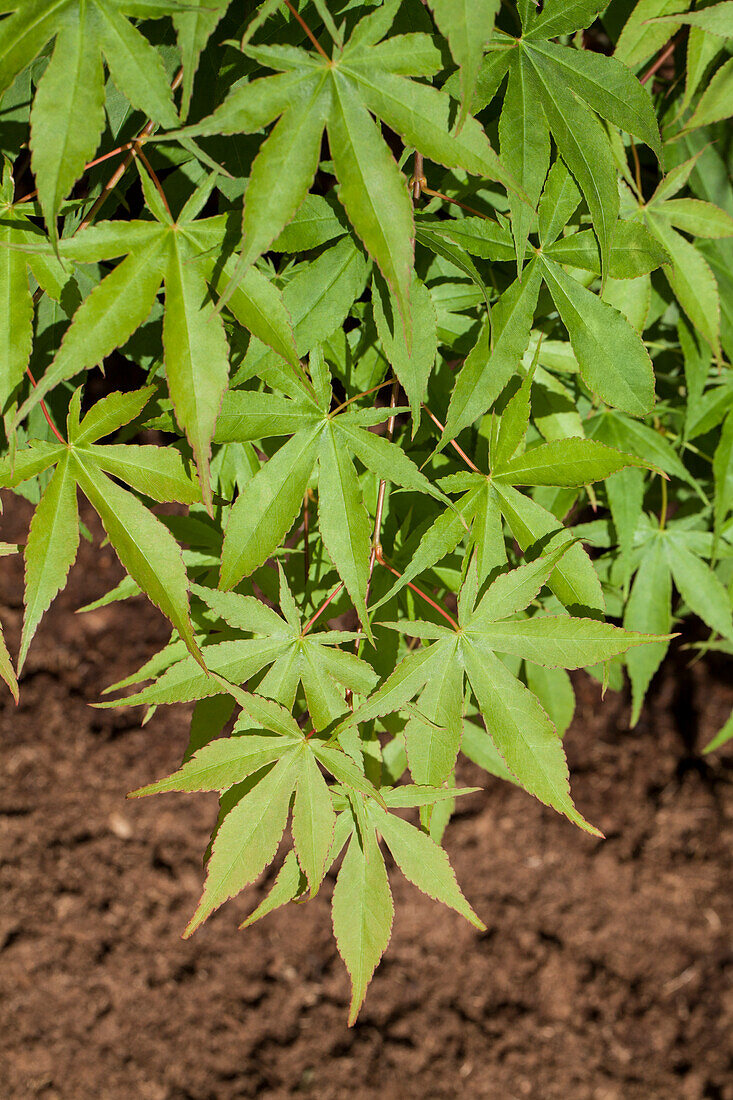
(1, 496, 732, 1100)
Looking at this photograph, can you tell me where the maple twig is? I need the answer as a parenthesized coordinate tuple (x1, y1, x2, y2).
(283, 0, 330, 60)
(330, 377, 396, 417)
(79, 68, 183, 231)
(641, 37, 678, 85)
(134, 145, 172, 218)
(421, 185, 489, 220)
(376, 552, 460, 632)
(15, 143, 136, 206)
(412, 151, 425, 201)
(365, 382, 399, 607)
(422, 404, 481, 472)
(302, 581, 344, 635)
(25, 366, 65, 444)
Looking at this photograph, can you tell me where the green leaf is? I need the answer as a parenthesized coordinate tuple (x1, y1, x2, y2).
(493, 482, 605, 612)
(372, 274, 437, 422)
(462, 639, 602, 836)
(427, 0, 500, 127)
(236, 78, 330, 275)
(404, 638, 463, 788)
(29, 13, 105, 242)
(540, 256, 655, 416)
(624, 538, 672, 725)
(71, 451, 201, 663)
(374, 803, 485, 929)
(292, 747, 336, 894)
(614, 0, 691, 69)
(494, 438, 652, 486)
(665, 538, 733, 641)
(703, 709, 733, 755)
(684, 56, 733, 131)
(646, 214, 721, 354)
(499, 54, 550, 271)
(220, 427, 320, 590)
(163, 239, 230, 510)
(185, 746, 303, 936)
(19, 451, 79, 673)
(525, 49, 619, 279)
(327, 71, 414, 318)
(332, 824, 393, 1025)
(442, 260, 542, 448)
(467, 544, 572, 626)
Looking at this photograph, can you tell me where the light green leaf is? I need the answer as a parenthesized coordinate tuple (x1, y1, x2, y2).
(541, 256, 655, 416)
(71, 451, 200, 662)
(163, 239, 230, 510)
(332, 825, 393, 1025)
(375, 803, 485, 929)
(317, 423, 372, 632)
(130, 732, 293, 796)
(220, 427, 320, 590)
(19, 451, 79, 673)
(185, 747, 302, 936)
(292, 747, 336, 894)
(463, 640, 602, 836)
(469, 615, 669, 669)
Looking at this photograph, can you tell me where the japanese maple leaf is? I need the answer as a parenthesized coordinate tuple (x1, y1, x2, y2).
(13, 167, 300, 510)
(165, 0, 519, 320)
(0, 0, 187, 239)
(0, 385, 202, 671)
(340, 547, 669, 832)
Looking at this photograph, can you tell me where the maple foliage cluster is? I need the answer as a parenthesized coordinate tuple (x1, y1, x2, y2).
(1, 0, 732, 1021)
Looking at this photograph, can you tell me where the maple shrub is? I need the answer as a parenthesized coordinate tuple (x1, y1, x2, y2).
(1, 0, 733, 1023)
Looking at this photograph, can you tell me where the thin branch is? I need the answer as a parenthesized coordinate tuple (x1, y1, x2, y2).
(421, 185, 490, 220)
(330, 377, 396, 417)
(302, 581, 344, 635)
(422, 404, 481, 472)
(411, 151, 425, 201)
(376, 554, 460, 632)
(79, 67, 183, 231)
(283, 0, 330, 60)
(25, 367, 65, 444)
(641, 37, 678, 85)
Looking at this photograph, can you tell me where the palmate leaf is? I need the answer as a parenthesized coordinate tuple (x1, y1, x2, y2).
(332, 788, 483, 1024)
(165, 5, 520, 319)
(11, 174, 299, 502)
(0, 0, 183, 239)
(216, 371, 442, 628)
(491, 1, 661, 279)
(102, 578, 378, 730)
(343, 550, 668, 834)
(438, 178, 667, 448)
(1, 386, 202, 669)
